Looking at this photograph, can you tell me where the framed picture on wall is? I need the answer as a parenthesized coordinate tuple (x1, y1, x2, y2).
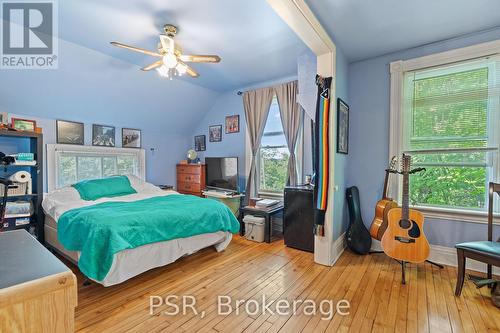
(225, 115, 240, 133)
(194, 135, 206, 151)
(336, 98, 349, 154)
(56, 120, 84, 145)
(122, 128, 141, 148)
(92, 124, 115, 147)
(209, 125, 222, 142)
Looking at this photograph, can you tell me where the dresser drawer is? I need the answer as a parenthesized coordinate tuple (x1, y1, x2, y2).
(176, 165, 202, 175)
(177, 182, 201, 193)
(177, 173, 201, 183)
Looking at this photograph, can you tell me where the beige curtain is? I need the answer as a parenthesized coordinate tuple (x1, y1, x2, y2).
(274, 80, 301, 186)
(243, 87, 274, 200)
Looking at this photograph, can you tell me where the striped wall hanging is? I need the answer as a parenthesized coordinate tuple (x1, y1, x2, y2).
(313, 75, 332, 237)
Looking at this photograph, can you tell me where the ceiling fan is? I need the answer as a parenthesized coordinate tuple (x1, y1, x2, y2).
(110, 24, 221, 79)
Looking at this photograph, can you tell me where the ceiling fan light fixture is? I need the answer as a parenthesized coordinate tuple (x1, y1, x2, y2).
(156, 65, 169, 77)
(176, 63, 187, 75)
(163, 53, 178, 68)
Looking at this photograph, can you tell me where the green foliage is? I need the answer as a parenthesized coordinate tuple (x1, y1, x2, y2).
(409, 67, 489, 209)
(259, 147, 289, 193)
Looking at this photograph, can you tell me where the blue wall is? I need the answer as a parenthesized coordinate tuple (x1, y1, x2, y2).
(347, 28, 500, 247)
(190, 75, 298, 192)
(0, 38, 221, 188)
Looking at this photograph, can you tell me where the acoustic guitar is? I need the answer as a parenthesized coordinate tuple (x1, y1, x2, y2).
(369, 156, 398, 241)
(381, 154, 430, 263)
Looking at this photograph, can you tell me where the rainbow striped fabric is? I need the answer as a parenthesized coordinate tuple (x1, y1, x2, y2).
(313, 75, 332, 237)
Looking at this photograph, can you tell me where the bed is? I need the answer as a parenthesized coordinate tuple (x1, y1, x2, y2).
(42, 175, 239, 287)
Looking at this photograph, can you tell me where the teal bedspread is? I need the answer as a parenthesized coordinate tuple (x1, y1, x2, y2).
(57, 194, 240, 281)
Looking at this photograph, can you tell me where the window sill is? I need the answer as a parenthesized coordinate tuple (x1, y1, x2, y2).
(258, 191, 284, 200)
(414, 205, 500, 225)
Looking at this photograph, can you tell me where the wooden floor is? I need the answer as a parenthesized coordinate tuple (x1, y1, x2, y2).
(72, 236, 499, 333)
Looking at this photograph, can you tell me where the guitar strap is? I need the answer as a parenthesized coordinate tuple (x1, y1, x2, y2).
(313, 75, 332, 237)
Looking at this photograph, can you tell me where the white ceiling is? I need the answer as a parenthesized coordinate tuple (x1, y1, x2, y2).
(306, 0, 500, 62)
(58, 0, 308, 91)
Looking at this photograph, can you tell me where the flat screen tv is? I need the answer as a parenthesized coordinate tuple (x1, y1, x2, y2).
(205, 157, 238, 192)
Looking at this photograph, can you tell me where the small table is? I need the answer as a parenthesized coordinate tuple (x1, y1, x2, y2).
(240, 205, 284, 243)
(203, 191, 244, 217)
(0, 230, 77, 332)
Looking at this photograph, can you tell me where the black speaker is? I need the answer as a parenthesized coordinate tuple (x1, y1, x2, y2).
(284, 186, 314, 252)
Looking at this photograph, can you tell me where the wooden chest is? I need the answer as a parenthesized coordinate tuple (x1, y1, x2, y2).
(176, 164, 206, 196)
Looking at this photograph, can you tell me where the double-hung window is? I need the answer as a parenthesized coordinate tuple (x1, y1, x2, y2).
(257, 97, 290, 195)
(391, 47, 500, 217)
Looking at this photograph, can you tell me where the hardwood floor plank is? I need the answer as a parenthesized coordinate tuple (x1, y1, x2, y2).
(70, 237, 499, 333)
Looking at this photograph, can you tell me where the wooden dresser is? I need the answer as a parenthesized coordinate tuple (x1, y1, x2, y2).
(0, 230, 77, 333)
(176, 164, 206, 196)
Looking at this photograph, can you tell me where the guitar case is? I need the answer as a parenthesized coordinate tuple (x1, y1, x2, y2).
(346, 186, 372, 255)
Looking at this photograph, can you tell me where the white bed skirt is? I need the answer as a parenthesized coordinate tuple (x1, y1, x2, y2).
(44, 220, 232, 287)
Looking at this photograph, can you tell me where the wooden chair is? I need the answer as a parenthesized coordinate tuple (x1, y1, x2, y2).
(455, 182, 500, 296)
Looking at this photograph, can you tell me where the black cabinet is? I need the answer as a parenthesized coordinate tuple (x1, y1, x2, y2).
(284, 185, 314, 252)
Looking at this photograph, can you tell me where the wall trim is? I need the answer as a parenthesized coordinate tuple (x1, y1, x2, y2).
(371, 239, 500, 275)
(330, 232, 347, 266)
(267, 0, 338, 266)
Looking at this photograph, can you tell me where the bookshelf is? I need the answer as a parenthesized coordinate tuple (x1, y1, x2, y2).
(0, 129, 43, 242)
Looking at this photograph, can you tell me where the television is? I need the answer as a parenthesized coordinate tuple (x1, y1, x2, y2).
(205, 157, 238, 192)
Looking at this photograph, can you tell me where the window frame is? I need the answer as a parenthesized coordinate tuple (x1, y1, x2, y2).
(46, 144, 146, 192)
(256, 97, 290, 197)
(389, 39, 500, 224)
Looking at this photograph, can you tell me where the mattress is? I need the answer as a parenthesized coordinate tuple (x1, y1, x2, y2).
(45, 215, 232, 286)
(42, 176, 234, 287)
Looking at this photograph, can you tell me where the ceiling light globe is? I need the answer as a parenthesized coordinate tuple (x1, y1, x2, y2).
(163, 53, 178, 68)
(156, 65, 169, 77)
(176, 63, 187, 75)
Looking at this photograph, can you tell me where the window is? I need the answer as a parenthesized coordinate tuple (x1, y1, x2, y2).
(396, 53, 500, 213)
(47, 144, 145, 190)
(258, 98, 289, 194)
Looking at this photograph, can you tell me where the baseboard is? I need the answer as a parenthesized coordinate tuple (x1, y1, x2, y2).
(331, 232, 346, 266)
(371, 239, 500, 275)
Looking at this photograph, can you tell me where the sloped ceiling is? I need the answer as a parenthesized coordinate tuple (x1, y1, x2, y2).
(59, 0, 308, 91)
(306, 0, 500, 62)
(0, 0, 307, 135)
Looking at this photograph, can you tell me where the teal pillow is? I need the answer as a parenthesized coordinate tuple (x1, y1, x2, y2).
(72, 176, 137, 201)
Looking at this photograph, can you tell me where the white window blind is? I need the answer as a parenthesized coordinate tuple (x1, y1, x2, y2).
(47, 144, 145, 190)
(402, 55, 500, 211)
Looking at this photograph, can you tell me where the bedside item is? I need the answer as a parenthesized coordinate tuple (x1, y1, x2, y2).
(158, 185, 175, 191)
(5, 201, 32, 218)
(336, 98, 349, 154)
(0, 230, 77, 332)
(0, 129, 43, 240)
(249, 197, 262, 207)
(57, 120, 84, 145)
(369, 157, 399, 241)
(176, 163, 206, 196)
(455, 182, 500, 296)
(240, 204, 283, 243)
(284, 186, 314, 252)
(256, 198, 280, 209)
(346, 186, 372, 255)
(243, 215, 265, 242)
(11, 118, 36, 132)
(225, 115, 240, 133)
(122, 128, 141, 148)
(194, 135, 206, 151)
(209, 125, 222, 142)
(187, 149, 200, 163)
(203, 190, 244, 216)
(92, 124, 115, 147)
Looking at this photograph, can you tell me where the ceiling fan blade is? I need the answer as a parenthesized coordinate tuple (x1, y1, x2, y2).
(179, 54, 221, 63)
(110, 42, 162, 57)
(141, 60, 163, 71)
(178, 60, 199, 78)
